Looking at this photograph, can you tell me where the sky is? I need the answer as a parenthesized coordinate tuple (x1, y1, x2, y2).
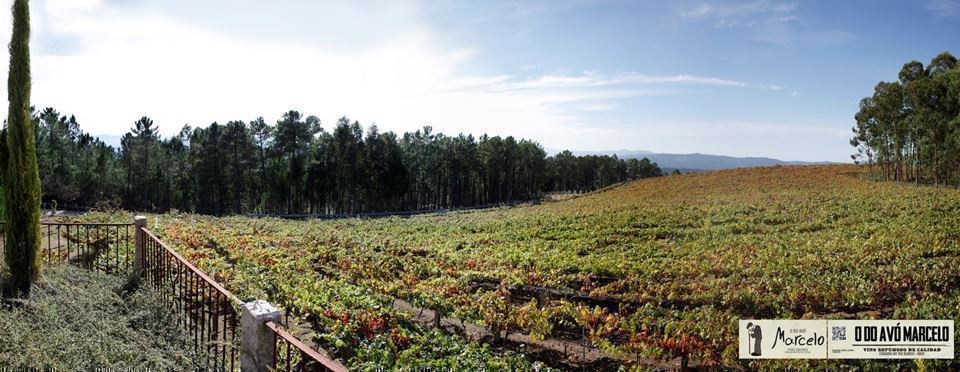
(0, 0, 957, 162)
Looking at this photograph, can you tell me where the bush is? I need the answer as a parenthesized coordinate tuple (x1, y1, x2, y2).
(0, 265, 204, 370)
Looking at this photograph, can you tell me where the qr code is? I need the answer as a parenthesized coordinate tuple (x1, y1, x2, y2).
(831, 326, 846, 341)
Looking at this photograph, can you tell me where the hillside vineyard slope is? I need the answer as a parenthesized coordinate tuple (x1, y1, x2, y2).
(71, 165, 960, 369)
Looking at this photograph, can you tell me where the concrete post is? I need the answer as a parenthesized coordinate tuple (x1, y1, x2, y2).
(241, 300, 282, 372)
(133, 215, 147, 273)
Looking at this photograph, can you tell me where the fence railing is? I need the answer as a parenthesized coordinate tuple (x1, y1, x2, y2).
(140, 226, 241, 370)
(267, 320, 347, 372)
(0, 221, 135, 273)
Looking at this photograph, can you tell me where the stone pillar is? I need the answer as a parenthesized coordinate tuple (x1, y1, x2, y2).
(241, 300, 282, 372)
(133, 215, 147, 273)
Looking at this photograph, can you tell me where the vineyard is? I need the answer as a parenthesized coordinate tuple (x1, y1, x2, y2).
(72, 165, 960, 369)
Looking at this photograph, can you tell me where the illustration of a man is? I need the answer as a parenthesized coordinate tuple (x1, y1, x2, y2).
(747, 322, 763, 356)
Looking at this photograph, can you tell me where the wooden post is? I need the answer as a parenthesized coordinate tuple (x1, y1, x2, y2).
(241, 300, 281, 372)
(134, 215, 146, 273)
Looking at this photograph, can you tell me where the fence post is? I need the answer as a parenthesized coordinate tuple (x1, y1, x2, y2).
(241, 300, 281, 372)
(134, 215, 146, 273)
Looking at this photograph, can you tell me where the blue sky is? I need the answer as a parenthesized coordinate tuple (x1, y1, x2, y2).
(3, 0, 959, 161)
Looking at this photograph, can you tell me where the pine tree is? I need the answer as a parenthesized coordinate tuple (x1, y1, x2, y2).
(4, 0, 41, 297)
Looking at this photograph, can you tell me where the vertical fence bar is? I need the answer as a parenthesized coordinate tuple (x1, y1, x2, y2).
(201, 281, 208, 370)
(66, 225, 72, 264)
(230, 307, 237, 371)
(193, 267, 200, 357)
(125, 225, 130, 271)
(272, 338, 278, 372)
(83, 226, 89, 269)
(46, 224, 51, 262)
(57, 225, 62, 263)
(179, 260, 185, 329)
(114, 225, 119, 272)
(216, 297, 221, 371)
(286, 336, 291, 371)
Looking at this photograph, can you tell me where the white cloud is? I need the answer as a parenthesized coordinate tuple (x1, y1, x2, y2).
(680, 4, 714, 19)
(0, 0, 762, 153)
(677, 0, 800, 44)
(678, 0, 854, 46)
(0, 0, 816, 160)
(925, 0, 960, 16)
(679, 0, 796, 23)
(581, 103, 615, 112)
(489, 72, 747, 91)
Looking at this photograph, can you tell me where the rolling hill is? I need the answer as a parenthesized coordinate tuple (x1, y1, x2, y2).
(551, 148, 836, 171)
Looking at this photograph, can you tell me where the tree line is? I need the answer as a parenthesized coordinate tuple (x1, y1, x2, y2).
(851, 51, 960, 184)
(23, 110, 662, 215)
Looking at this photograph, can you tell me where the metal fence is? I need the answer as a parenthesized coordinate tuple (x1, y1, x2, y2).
(267, 320, 347, 372)
(140, 227, 241, 370)
(0, 221, 135, 273)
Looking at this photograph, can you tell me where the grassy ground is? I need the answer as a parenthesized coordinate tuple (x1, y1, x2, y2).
(73, 165, 960, 369)
(0, 264, 202, 370)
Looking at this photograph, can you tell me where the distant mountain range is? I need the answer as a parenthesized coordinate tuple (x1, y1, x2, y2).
(548, 149, 838, 171)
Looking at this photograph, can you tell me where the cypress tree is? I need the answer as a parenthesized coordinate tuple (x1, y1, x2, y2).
(4, 0, 40, 297)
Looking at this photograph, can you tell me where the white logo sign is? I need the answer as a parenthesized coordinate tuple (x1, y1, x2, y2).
(739, 320, 827, 359)
(740, 319, 954, 359)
